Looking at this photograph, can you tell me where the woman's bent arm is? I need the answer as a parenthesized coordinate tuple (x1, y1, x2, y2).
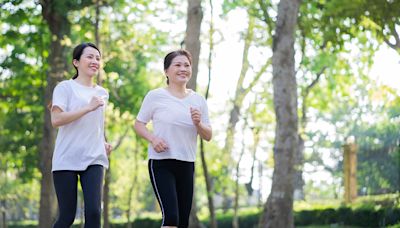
(133, 120, 155, 143)
(196, 122, 212, 141)
(134, 120, 169, 152)
(51, 96, 104, 127)
(51, 106, 92, 127)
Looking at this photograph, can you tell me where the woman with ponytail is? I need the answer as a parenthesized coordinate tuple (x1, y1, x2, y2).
(50, 42, 112, 228)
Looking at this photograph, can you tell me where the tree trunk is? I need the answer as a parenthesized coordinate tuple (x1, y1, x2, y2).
(92, 2, 111, 227)
(260, 0, 301, 227)
(293, 136, 305, 200)
(258, 163, 263, 207)
(103, 162, 110, 228)
(1, 199, 7, 228)
(39, 1, 72, 226)
(199, 0, 217, 226)
(245, 127, 261, 196)
(38, 77, 58, 228)
(199, 140, 216, 228)
(185, 0, 203, 91)
(127, 135, 140, 228)
(233, 119, 248, 228)
(188, 192, 204, 228)
(103, 127, 129, 228)
(95, 0, 104, 85)
(184, 0, 203, 227)
(39, 1, 98, 227)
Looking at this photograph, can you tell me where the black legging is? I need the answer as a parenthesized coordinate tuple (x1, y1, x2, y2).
(148, 159, 194, 228)
(52, 165, 104, 228)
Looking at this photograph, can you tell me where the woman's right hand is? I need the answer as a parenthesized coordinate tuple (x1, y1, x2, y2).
(133, 120, 168, 153)
(51, 97, 103, 128)
(150, 137, 169, 153)
(87, 96, 104, 111)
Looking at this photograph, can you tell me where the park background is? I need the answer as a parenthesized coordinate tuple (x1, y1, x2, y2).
(0, 0, 399, 227)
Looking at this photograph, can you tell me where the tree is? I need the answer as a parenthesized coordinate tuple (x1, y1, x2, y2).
(321, 0, 400, 53)
(185, 0, 203, 91)
(199, 0, 217, 227)
(94, 0, 172, 223)
(260, 0, 301, 227)
(38, 1, 98, 226)
(217, 7, 269, 216)
(0, 1, 47, 223)
(184, 0, 204, 227)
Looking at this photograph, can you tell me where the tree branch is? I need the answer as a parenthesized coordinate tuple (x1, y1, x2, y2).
(112, 126, 130, 151)
(244, 59, 271, 95)
(383, 24, 400, 51)
(301, 66, 327, 127)
(257, 0, 274, 34)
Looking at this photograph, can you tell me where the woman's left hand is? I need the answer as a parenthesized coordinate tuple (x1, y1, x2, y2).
(190, 107, 201, 126)
(105, 142, 113, 156)
(190, 107, 212, 141)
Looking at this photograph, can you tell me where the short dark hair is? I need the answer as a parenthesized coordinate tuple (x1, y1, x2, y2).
(163, 50, 192, 84)
(72, 42, 101, 79)
(164, 49, 192, 70)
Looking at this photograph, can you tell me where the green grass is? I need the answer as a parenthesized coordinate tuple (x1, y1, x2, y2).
(298, 226, 360, 228)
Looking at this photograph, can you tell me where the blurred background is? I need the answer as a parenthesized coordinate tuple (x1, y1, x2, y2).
(0, 0, 399, 227)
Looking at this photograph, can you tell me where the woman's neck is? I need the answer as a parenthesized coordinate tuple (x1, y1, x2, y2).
(167, 84, 190, 98)
(75, 75, 94, 87)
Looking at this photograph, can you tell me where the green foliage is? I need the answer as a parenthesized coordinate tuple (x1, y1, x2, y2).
(1, 0, 178, 222)
(321, 0, 400, 47)
(119, 196, 400, 227)
(1, 0, 400, 224)
(0, 0, 48, 180)
(125, 202, 400, 228)
(303, 57, 400, 197)
(348, 85, 400, 194)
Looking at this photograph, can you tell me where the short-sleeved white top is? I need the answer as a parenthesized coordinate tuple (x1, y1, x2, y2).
(51, 79, 109, 171)
(136, 88, 210, 162)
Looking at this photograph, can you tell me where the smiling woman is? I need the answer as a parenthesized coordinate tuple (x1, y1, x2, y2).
(165, 55, 192, 88)
(50, 42, 112, 228)
(71, 43, 101, 82)
(134, 49, 212, 228)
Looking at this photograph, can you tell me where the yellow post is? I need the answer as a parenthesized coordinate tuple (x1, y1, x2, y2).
(343, 142, 357, 203)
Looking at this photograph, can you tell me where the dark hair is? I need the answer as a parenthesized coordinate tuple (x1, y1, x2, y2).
(163, 49, 192, 84)
(72, 42, 101, 79)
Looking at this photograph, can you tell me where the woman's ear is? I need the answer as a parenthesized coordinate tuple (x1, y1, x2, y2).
(72, 59, 79, 68)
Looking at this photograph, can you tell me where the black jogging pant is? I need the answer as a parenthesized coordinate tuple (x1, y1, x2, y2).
(148, 159, 194, 228)
(52, 165, 104, 228)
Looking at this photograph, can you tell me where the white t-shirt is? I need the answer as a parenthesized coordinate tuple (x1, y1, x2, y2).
(51, 79, 109, 171)
(137, 88, 210, 162)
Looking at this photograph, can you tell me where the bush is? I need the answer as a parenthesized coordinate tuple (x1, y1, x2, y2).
(295, 208, 337, 225)
(208, 206, 400, 228)
(109, 217, 162, 228)
(8, 194, 400, 228)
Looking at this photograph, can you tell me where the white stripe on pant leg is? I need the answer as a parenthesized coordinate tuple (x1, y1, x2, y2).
(150, 160, 166, 226)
